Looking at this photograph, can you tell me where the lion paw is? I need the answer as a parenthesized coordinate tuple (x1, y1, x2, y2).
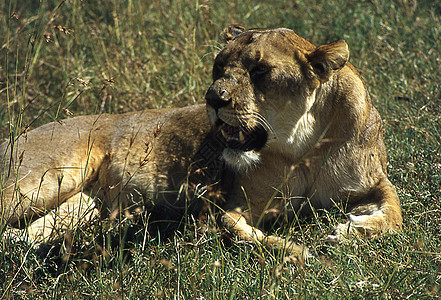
(326, 221, 361, 244)
(327, 217, 383, 243)
(282, 247, 312, 265)
(265, 235, 311, 264)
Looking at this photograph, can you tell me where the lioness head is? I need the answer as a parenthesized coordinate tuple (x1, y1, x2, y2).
(205, 26, 349, 170)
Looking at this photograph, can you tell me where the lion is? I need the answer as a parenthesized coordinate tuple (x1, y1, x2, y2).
(0, 26, 402, 264)
(204, 25, 402, 260)
(0, 105, 228, 244)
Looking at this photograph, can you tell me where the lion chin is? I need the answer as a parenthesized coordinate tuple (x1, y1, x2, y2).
(222, 148, 260, 171)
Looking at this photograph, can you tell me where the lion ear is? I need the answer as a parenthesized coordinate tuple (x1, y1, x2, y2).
(307, 40, 349, 82)
(223, 24, 245, 43)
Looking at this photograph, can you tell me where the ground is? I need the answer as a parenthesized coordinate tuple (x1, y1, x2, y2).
(0, 0, 440, 298)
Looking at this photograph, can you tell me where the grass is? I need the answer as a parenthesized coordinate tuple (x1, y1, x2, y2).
(1, 0, 440, 298)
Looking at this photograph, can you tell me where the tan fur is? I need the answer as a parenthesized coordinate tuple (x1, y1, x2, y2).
(1, 27, 402, 264)
(1, 105, 222, 243)
(205, 26, 402, 262)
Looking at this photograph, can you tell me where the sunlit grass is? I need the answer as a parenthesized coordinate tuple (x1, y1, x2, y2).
(1, 0, 440, 298)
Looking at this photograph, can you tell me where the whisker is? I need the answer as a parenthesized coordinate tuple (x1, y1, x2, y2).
(250, 112, 274, 135)
(236, 111, 275, 136)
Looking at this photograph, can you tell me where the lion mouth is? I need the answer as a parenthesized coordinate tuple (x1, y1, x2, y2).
(217, 121, 268, 151)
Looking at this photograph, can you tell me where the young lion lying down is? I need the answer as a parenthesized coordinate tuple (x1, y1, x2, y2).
(1, 26, 402, 263)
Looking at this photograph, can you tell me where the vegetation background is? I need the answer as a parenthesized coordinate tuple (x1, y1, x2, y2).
(1, 0, 440, 298)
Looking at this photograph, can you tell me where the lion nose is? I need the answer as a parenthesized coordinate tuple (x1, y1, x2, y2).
(205, 86, 231, 110)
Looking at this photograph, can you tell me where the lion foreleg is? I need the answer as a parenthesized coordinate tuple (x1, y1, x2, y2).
(221, 211, 309, 264)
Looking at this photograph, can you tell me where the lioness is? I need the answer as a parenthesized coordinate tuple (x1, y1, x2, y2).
(0, 105, 227, 243)
(206, 26, 402, 255)
(0, 26, 402, 263)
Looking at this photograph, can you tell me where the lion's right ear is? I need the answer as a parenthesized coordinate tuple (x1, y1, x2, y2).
(307, 40, 349, 82)
(223, 24, 245, 43)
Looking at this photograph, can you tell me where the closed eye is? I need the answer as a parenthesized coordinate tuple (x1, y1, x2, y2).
(250, 64, 271, 81)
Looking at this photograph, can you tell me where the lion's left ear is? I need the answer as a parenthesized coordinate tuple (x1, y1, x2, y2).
(307, 40, 349, 82)
(223, 24, 245, 43)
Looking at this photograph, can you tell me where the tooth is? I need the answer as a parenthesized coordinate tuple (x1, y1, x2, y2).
(239, 130, 245, 143)
(221, 129, 229, 140)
